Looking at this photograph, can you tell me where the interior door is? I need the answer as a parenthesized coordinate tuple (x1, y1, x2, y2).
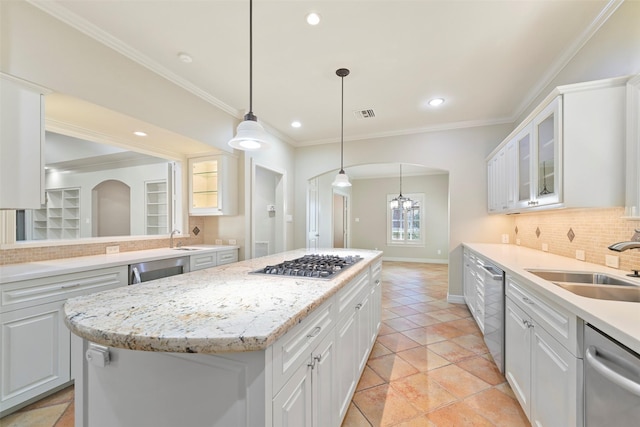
(333, 194, 346, 248)
(307, 178, 319, 250)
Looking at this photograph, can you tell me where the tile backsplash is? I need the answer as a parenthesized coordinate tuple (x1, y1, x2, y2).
(0, 217, 205, 266)
(513, 207, 640, 273)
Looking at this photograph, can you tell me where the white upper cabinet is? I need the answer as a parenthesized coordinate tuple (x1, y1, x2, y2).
(625, 74, 640, 218)
(487, 77, 627, 214)
(0, 74, 48, 210)
(188, 154, 238, 216)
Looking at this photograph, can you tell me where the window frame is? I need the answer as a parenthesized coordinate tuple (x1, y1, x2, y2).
(386, 192, 424, 246)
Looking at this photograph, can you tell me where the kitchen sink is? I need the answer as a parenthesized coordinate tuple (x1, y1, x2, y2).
(172, 247, 201, 251)
(526, 269, 640, 303)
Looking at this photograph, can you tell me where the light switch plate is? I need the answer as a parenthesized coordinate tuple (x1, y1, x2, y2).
(106, 245, 119, 254)
(605, 255, 619, 269)
(501, 234, 509, 244)
(542, 243, 549, 252)
(228, 239, 237, 245)
(576, 250, 586, 261)
(215, 239, 222, 245)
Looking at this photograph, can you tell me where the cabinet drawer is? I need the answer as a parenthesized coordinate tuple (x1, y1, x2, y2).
(371, 260, 382, 280)
(190, 253, 217, 271)
(336, 270, 370, 318)
(1, 267, 127, 311)
(216, 250, 238, 265)
(506, 277, 580, 355)
(272, 297, 335, 393)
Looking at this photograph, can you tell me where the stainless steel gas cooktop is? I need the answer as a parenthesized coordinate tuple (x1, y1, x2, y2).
(252, 254, 362, 279)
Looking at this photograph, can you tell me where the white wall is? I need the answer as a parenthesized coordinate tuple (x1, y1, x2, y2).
(350, 173, 449, 263)
(294, 124, 515, 297)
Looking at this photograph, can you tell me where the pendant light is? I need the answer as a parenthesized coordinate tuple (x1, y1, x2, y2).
(228, 0, 270, 151)
(332, 68, 351, 187)
(389, 164, 413, 210)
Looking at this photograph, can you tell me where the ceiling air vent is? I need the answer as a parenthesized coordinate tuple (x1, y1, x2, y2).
(353, 109, 376, 119)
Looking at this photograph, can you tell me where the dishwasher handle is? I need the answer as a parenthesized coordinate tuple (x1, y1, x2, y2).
(130, 267, 141, 285)
(481, 264, 503, 281)
(586, 346, 640, 397)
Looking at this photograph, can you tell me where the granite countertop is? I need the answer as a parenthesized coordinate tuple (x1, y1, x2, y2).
(464, 243, 640, 354)
(0, 245, 239, 284)
(63, 248, 383, 354)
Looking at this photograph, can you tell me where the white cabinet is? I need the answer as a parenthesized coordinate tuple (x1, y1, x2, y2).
(189, 249, 238, 272)
(463, 249, 486, 333)
(370, 260, 382, 346)
(0, 73, 47, 210)
(145, 180, 168, 235)
(31, 187, 81, 240)
(504, 277, 582, 427)
(188, 154, 238, 216)
(488, 78, 627, 214)
(217, 249, 238, 265)
(0, 266, 127, 415)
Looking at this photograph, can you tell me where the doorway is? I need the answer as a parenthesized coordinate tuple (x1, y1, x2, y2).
(92, 180, 130, 237)
(333, 193, 348, 248)
(251, 162, 286, 258)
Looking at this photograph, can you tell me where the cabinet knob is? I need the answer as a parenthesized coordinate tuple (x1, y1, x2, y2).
(314, 354, 322, 363)
(355, 303, 363, 310)
(375, 279, 381, 285)
(522, 320, 534, 328)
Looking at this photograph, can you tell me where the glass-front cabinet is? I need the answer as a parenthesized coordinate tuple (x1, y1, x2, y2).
(188, 154, 238, 216)
(515, 96, 562, 209)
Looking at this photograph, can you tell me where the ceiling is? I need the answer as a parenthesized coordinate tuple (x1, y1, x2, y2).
(31, 0, 620, 148)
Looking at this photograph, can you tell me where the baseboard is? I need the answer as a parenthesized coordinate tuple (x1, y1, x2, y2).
(382, 257, 448, 264)
(447, 294, 465, 304)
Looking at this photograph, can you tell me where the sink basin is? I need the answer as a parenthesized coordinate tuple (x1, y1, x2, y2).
(527, 270, 637, 286)
(526, 269, 640, 303)
(172, 247, 201, 251)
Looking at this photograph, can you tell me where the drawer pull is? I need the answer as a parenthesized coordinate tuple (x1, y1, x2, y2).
(522, 296, 535, 305)
(61, 283, 81, 289)
(307, 326, 322, 339)
(314, 354, 322, 363)
(355, 303, 363, 310)
(375, 280, 381, 284)
(523, 320, 534, 328)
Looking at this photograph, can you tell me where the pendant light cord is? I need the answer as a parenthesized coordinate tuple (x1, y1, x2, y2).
(248, 0, 253, 116)
(340, 73, 344, 172)
(399, 164, 403, 196)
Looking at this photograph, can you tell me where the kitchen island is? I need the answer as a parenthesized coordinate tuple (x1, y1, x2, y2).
(64, 248, 383, 427)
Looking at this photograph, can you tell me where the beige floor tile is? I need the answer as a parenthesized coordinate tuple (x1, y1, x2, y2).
(388, 305, 422, 317)
(424, 323, 468, 339)
(396, 346, 450, 372)
(381, 308, 401, 320)
(456, 356, 505, 386)
(341, 403, 372, 427)
(446, 318, 482, 334)
(383, 317, 422, 332)
(404, 313, 441, 327)
(352, 384, 420, 427)
(370, 341, 394, 358)
(429, 364, 492, 398)
(390, 373, 457, 412)
(393, 414, 437, 427)
(377, 332, 421, 352)
(367, 353, 420, 382)
(427, 340, 476, 363)
(494, 382, 517, 400)
(427, 309, 461, 322)
(451, 333, 490, 355)
(427, 401, 494, 427)
(1, 404, 67, 427)
(356, 366, 386, 391)
(464, 388, 529, 426)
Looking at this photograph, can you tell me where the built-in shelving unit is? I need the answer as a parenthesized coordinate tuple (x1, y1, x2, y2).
(145, 180, 168, 235)
(32, 188, 80, 240)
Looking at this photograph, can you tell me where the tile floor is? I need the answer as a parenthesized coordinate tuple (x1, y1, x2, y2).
(1, 261, 529, 427)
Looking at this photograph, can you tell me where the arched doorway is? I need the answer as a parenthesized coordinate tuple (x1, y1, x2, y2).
(92, 180, 131, 237)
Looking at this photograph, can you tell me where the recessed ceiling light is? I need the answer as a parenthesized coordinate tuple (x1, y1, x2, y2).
(133, 131, 147, 137)
(306, 12, 320, 26)
(428, 98, 445, 107)
(291, 121, 302, 128)
(177, 52, 193, 63)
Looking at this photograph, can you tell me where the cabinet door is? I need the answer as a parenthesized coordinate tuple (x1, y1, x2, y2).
(189, 155, 238, 216)
(505, 298, 531, 418)
(370, 276, 382, 345)
(532, 96, 562, 207)
(273, 360, 313, 427)
(356, 291, 372, 374)
(531, 326, 581, 427)
(312, 332, 336, 427)
(0, 75, 45, 209)
(515, 124, 534, 209)
(335, 311, 358, 422)
(0, 301, 70, 412)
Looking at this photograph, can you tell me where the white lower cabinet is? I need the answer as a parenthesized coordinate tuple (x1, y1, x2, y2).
(0, 266, 127, 416)
(273, 331, 336, 427)
(0, 301, 70, 412)
(505, 281, 582, 427)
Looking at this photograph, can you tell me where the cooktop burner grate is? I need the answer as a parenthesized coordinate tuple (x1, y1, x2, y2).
(252, 254, 362, 279)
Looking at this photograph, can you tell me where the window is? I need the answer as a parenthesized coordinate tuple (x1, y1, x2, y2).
(387, 193, 424, 245)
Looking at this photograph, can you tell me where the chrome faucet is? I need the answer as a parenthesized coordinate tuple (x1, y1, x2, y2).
(170, 229, 181, 248)
(608, 229, 640, 252)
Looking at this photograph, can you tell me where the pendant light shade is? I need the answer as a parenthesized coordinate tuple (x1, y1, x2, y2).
(228, 0, 270, 151)
(389, 164, 413, 210)
(332, 68, 351, 188)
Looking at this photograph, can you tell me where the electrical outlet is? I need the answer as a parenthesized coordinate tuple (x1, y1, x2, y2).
(516, 238, 521, 246)
(437, 249, 442, 255)
(215, 239, 222, 245)
(501, 234, 509, 244)
(605, 255, 619, 269)
(576, 250, 586, 261)
(228, 239, 237, 245)
(542, 243, 549, 252)
(105, 245, 119, 254)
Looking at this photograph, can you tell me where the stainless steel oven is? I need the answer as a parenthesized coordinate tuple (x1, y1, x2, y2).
(128, 256, 190, 284)
(479, 260, 505, 373)
(584, 324, 640, 426)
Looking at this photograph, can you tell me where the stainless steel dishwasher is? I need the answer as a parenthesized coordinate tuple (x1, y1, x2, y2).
(584, 324, 640, 426)
(128, 256, 190, 284)
(478, 259, 505, 373)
